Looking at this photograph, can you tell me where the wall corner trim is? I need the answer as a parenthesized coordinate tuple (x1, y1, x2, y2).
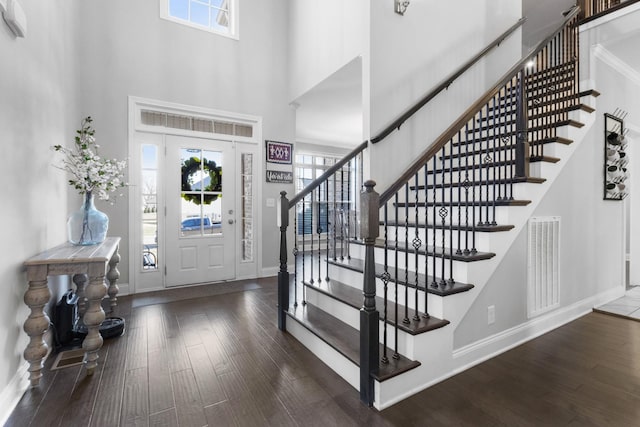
(0, 361, 29, 426)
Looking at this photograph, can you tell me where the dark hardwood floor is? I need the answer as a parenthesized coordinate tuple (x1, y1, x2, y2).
(6, 277, 640, 426)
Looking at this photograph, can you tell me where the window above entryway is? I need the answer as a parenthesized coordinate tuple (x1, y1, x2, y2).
(160, 0, 238, 39)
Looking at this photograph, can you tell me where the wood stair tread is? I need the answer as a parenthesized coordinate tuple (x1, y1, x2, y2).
(395, 199, 531, 208)
(303, 279, 450, 335)
(286, 303, 421, 381)
(411, 176, 546, 188)
(381, 221, 515, 233)
(327, 257, 475, 297)
(349, 239, 495, 262)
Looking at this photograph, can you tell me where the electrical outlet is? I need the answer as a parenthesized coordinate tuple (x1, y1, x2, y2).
(487, 305, 495, 325)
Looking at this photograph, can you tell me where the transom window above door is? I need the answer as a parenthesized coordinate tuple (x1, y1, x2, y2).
(160, 0, 238, 39)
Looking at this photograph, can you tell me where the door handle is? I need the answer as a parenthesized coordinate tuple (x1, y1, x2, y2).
(228, 219, 234, 224)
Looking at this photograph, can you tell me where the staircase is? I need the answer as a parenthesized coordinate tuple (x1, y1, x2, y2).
(276, 7, 601, 410)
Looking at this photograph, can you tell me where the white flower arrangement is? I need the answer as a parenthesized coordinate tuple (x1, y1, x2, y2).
(53, 116, 127, 201)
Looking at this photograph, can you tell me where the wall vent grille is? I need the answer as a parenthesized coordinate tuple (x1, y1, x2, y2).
(527, 216, 561, 318)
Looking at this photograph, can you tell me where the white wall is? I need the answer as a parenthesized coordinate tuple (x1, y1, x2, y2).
(74, 0, 294, 285)
(368, 0, 522, 191)
(0, 0, 79, 417)
(288, 0, 367, 102)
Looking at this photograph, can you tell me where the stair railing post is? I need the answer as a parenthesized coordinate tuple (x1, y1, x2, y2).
(515, 70, 530, 178)
(278, 191, 290, 331)
(360, 180, 380, 407)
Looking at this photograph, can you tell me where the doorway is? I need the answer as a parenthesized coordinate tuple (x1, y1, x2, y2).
(165, 135, 235, 286)
(129, 97, 261, 294)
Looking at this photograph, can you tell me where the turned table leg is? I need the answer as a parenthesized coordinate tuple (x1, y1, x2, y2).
(82, 264, 107, 375)
(106, 245, 120, 312)
(23, 265, 51, 387)
(73, 273, 87, 327)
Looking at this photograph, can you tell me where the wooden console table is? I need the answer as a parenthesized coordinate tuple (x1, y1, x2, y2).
(23, 237, 121, 386)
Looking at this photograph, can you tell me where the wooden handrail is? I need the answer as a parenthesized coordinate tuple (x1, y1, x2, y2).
(288, 140, 368, 208)
(379, 6, 580, 204)
(286, 18, 529, 210)
(370, 17, 527, 144)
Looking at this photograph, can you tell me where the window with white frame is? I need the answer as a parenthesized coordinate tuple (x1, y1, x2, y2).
(160, 0, 237, 39)
(295, 153, 351, 237)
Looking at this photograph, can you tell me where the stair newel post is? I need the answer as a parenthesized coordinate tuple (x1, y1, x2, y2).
(277, 191, 290, 331)
(515, 69, 530, 181)
(360, 180, 380, 407)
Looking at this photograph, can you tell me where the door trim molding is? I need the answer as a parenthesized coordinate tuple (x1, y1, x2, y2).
(128, 96, 263, 294)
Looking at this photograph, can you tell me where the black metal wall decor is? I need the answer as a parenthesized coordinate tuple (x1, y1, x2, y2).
(604, 110, 629, 200)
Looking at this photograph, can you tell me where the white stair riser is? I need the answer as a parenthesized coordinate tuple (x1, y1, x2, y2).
(305, 285, 427, 357)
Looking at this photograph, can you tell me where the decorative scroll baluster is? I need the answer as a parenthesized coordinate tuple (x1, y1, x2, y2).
(403, 183, 410, 323)
(439, 146, 447, 286)
(413, 173, 421, 321)
(382, 204, 390, 364)
(432, 153, 437, 288)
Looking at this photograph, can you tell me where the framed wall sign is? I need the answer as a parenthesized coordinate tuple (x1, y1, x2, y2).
(266, 140, 293, 164)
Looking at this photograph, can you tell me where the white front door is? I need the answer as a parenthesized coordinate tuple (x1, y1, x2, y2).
(165, 135, 236, 286)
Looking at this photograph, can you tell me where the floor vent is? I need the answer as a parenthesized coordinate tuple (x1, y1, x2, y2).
(527, 216, 561, 318)
(50, 348, 85, 371)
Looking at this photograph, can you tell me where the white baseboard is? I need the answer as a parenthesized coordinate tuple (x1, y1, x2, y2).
(452, 286, 624, 368)
(375, 286, 624, 410)
(0, 361, 29, 426)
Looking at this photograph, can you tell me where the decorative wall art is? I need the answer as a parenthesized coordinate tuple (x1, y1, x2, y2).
(604, 110, 629, 201)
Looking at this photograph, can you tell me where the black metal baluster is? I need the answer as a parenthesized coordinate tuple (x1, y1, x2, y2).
(293, 209, 298, 307)
(424, 162, 430, 317)
(477, 107, 485, 226)
(471, 112, 477, 255)
(318, 187, 322, 283)
(463, 123, 471, 255)
(448, 142, 455, 283)
(340, 168, 345, 261)
(413, 173, 421, 321)
(456, 130, 462, 256)
(331, 172, 338, 261)
(440, 145, 448, 286)
(347, 158, 352, 248)
(394, 193, 400, 359)
(491, 95, 498, 226)
(432, 152, 438, 288)
(382, 204, 390, 364)
(302, 199, 307, 304)
(325, 178, 330, 282)
(403, 183, 410, 324)
(484, 100, 492, 226)
(309, 192, 314, 285)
